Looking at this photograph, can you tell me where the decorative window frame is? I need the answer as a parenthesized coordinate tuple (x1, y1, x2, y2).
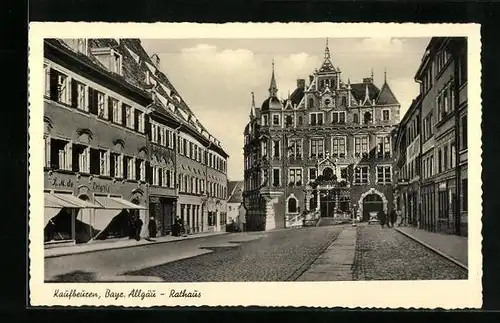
(353, 165, 370, 185)
(271, 113, 281, 126)
(287, 167, 303, 187)
(331, 111, 346, 124)
(309, 137, 325, 159)
(309, 112, 324, 125)
(271, 167, 281, 187)
(376, 164, 392, 185)
(381, 108, 391, 121)
(331, 136, 347, 158)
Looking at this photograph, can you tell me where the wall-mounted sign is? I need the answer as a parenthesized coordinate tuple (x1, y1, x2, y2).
(92, 182, 110, 193)
(51, 177, 74, 188)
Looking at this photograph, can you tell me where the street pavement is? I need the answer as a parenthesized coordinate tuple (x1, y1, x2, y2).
(352, 224, 467, 280)
(45, 223, 467, 282)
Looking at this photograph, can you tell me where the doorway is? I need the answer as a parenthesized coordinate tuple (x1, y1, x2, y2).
(362, 193, 383, 221)
(320, 189, 336, 217)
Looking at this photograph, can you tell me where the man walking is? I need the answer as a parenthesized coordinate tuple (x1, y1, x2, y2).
(378, 209, 386, 228)
(389, 208, 398, 228)
(148, 216, 157, 241)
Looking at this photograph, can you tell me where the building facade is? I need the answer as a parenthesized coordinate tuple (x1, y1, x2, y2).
(227, 180, 245, 231)
(43, 38, 229, 247)
(243, 41, 400, 231)
(394, 37, 468, 236)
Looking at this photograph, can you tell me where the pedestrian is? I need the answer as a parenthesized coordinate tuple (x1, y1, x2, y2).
(378, 209, 386, 228)
(128, 213, 136, 239)
(134, 215, 143, 241)
(148, 216, 157, 241)
(389, 208, 398, 228)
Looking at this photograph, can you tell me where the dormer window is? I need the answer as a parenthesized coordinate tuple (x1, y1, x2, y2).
(91, 47, 123, 76)
(64, 39, 88, 55)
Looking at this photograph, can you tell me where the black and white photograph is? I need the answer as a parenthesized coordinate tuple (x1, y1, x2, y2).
(29, 23, 482, 308)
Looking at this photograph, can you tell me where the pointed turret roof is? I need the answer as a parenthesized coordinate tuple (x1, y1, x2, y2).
(376, 71, 399, 105)
(268, 59, 278, 97)
(319, 38, 336, 73)
(249, 92, 256, 119)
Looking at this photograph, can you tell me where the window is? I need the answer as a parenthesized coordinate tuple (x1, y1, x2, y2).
(353, 113, 359, 124)
(110, 98, 121, 124)
(364, 112, 372, 124)
(376, 166, 392, 184)
(438, 149, 442, 173)
(459, 49, 468, 85)
(340, 166, 348, 181)
(298, 116, 303, 126)
(288, 168, 302, 186)
(73, 144, 89, 173)
(377, 137, 384, 157)
(124, 156, 135, 180)
(99, 150, 109, 176)
(49, 69, 70, 104)
(262, 168, 269, 185)
(151, 123, 158, 143)
(310, 112, 323, 126)
(461, 114, 468, 150)
(262, 115, 269, 126)
(308, 98, 314, 108)
(341, 97, 347, 106)
(183, 139, 188, 156)
(382, 109, 390, 121)
(136, 110, 145, 133)
(288, 139, 302, 159)
(309, 168, 317, 182)
(135, 159, 145, 181)
(110, 49, 122, 75)
(272, 140, 280, 159)
(332, 137, 346, 157)
(50, 138, 71, 170)
(443, 145, 448, 171)
(284, 115, 294, 128)
(272, 168, 281, 187)
(355, 136, 369, 157)
(152, 166, 159, 186)
(332, 111, 346, 124)
(462, 178, 468, 211)
(124, 104, 134, 129)
(310, 138, 324, 159)
(71, 80, 87, 111)
(110, 153, 123, 178)
(384, 136, 391, 157)
(451, 141, 456, 168)
(88, 88, 106, 118)
(272, 114, 281, 126)
(287, 197, 298, 213)
(354, 166, 369, 184)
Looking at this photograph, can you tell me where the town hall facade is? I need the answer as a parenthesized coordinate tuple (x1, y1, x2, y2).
(243, 40, 401, 231)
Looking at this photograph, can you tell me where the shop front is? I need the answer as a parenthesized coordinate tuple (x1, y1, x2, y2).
(44, 171, 149, 246)
(149, 195, 177, 237)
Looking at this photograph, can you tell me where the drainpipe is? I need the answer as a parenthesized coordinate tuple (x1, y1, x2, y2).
(174, 124, 182, 221)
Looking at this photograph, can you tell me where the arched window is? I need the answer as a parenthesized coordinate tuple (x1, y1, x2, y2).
(353, 113, 359, 124)
(342, 96, 347, 106)
(298, 116, 303, 125)
(308, 98, 314, 108)
(364, 112, 372, 124)
(285, 115, 293, 127)
(287, 196, 298, 213)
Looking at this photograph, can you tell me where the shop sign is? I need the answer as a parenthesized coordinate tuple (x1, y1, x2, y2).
(92, 182, 110, 193)
(51, 177, 74, 188)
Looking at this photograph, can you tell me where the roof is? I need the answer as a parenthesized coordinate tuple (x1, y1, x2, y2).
(289, 86, 305, 105)
(227, 181, 244, 203)
(350, 82, 380, 103)
(376, 82, 400, 105)
(261, 96, 282, 111)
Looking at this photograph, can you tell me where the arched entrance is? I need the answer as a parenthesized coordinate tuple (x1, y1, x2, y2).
(362, 193, 383, 221)
(322, 167, 334, 180)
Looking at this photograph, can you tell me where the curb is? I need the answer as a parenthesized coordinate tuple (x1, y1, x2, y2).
(45, 232, 231, 259)
(394, 228, 468, 271)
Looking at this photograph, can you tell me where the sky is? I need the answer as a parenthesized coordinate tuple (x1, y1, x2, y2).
(141, 37, 431, 181)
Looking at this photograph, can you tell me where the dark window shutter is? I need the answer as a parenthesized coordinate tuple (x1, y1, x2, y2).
(110, 154, 115, 177)
(134, 109, 140, 131)
(88, 88, 97, 115)
(135, 159, 141, 180)
(146, 161, 153, 184)
(72, 145, 78, 172)
(123, 157, 128, 179)
(49, 69, 58, 101)
(90, 149, 100, 175)
(108, 97, 114, 122)
(71, 81, 78, 108)
(144, 114, 151, 139)
(122, 103, 127, 126)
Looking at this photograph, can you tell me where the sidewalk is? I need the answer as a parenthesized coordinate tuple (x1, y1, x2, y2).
(395, 226, 468, 269)
(45, 231, 229, 259)
(296, 226, 357, 281)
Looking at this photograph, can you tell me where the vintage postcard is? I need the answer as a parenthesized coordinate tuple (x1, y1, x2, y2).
(28, 22, 482, 308)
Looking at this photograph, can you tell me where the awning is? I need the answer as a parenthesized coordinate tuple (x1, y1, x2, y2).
(44, 207, 63, 227)
(94, 196, 147, 210)
(44, 192, 101, 209)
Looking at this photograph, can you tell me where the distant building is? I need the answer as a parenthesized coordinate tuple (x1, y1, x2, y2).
(43, 38, 229, 248)
(394, 37, 468, 236)
(226, 180, 245, 231)
(243, 40, 400, 231)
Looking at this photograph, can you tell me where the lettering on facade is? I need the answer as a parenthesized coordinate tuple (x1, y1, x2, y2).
(92, 182, 110, 193)
(51, 177, 74, 188)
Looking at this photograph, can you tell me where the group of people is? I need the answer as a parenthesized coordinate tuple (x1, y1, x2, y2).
(377, 208, 401, 228)
(128, 213, 143, 241)
(171, 216, 186, 237)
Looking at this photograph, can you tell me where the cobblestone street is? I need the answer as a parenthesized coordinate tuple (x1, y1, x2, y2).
(352, 224, 467, 280)
(45, 224, 467, 282)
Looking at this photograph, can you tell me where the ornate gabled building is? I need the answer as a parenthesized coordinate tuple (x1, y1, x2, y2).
(243, 40, 400, 231)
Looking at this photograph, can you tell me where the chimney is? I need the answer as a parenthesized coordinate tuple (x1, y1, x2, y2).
(297, 79, 306, 89)
(363, 77, 373, 84)
(309, 75, 314, 85)
(151, 53, 160, 67)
